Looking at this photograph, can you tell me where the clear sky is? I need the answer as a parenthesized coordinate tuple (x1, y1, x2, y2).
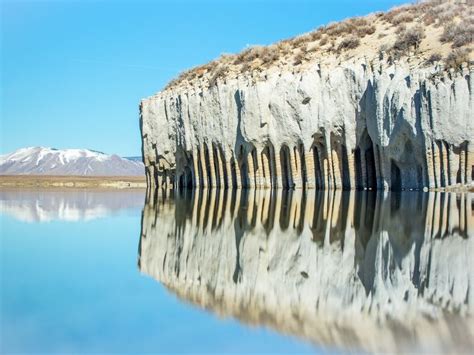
(1, 0, 407, 157)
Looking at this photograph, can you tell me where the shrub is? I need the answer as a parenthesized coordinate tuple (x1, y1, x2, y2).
(445, 48, 470, 70)
(293, 52, 305, 65)
(393, 25, 425, 52)
(260, 47, 279, 65)
(426, 52, 442, 64)
(391, 12, 414, 25)
(440, 23, 474, 48)
(337, 35, 360, 51)
(208, 65, 228, 87)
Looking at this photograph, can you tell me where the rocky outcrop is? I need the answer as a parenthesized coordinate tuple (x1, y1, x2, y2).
(140, 59, 473, 191)
(139, 190, 474, 352)
(140, 0, 474, 192)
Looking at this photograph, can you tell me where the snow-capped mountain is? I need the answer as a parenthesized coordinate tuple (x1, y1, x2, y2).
(0, 147, 144, 176)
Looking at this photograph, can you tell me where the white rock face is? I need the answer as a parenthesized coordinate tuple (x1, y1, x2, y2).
(0, 147, 144, 176)
(139, 190, 474, 353)
(140, 59, 473, 191)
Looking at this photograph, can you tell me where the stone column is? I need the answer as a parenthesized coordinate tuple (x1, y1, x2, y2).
(200, 145, 208, 188)
(432, 141, 441, 188)
(216, 147, 225, 188)
(274, 150, 284, 189)
(193, 149, 201, 188)
(318, 148, 328, 190)
(324, 145, 333, 190)
(254, 150, 263, 188)
(448, 145, 457, 186)
(261, 149, 271, 189)
(305, 149, 316, 189)
(224, 151, 232, 189)
(290, 147, 302, 189)
(440, 142, 448, 187)
(207, 145, 217, 188)
(425, 143, 435, 189)
(466, 144, 473, 184)
(234, 155, 242, 189)
(331, 144, 342, 190)
(459, 146, 466, 185)
(247, 152, 255, 188)
(347, 149, 356, 190)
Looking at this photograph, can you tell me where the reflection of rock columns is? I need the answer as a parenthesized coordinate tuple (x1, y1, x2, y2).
(274, 151, 284, 188)
(200, 145, 208, 188)
(216, 148, 225, 188)
(208, 145, 217, 188)
(247, 153, 255, 188)
(193, 149, 201, 187)
(206, 189, 217, 231)
(305, 150, 315, 189)
(291, 148, 302, 189)
(247, 189, 255, 224)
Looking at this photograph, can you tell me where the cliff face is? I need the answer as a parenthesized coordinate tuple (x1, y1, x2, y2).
(141, 61, 473, 191)
(139, 190, 474, 352)
(140, 1, 473, 191)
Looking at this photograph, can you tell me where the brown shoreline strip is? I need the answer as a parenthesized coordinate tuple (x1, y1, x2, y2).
(0, 175, 146, 189)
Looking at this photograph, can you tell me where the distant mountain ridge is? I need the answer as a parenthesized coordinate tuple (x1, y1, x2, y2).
(0, 147, 144, 176)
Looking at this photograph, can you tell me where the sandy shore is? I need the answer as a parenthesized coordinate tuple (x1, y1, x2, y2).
(0, 175, 146, 189)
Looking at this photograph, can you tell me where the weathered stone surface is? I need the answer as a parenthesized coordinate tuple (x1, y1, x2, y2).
(139, 190, 474, 353)
(140, 59, 473, 191)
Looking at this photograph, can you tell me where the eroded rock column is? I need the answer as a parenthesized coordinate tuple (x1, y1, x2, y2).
(305, 148, 316, 189)
(291, 147, 302, 189)
(200, 145, 208, 188)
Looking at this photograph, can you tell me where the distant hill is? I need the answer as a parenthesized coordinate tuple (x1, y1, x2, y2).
(0, 147, 144, 176)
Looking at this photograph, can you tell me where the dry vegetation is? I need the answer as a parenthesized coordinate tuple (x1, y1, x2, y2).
(164, 0, 474, 90)
(0, 175, 146, 189)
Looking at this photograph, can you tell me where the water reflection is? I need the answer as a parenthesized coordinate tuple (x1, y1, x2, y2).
(139, 189, 473, 353)
(0, 189, 145, 222)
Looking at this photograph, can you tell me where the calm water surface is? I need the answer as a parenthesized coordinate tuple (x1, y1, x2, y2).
(1, 188, 473, 353)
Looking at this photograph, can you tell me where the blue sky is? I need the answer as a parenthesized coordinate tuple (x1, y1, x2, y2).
(1, 0, 407, 157)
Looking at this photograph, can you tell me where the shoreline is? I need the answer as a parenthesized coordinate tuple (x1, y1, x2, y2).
(0, 175, 146, 189)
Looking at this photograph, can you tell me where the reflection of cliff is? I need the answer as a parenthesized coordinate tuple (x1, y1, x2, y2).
(0, 189, 145, 222)
(139, 190, 473, 353)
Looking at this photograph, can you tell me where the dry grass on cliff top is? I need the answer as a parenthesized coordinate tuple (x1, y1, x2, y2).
(164, 0, 474, 91)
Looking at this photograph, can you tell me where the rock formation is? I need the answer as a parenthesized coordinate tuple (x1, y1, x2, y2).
(140, 1, 473, 191)
(139, 190, 474, 352)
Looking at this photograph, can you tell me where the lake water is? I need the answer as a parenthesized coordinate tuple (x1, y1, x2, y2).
(1, 188, 473, 353)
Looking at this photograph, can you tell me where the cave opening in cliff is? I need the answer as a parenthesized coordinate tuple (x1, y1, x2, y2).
(340, 145, 351, 190)
(365, 146, 377, 189)
(280, 145, 293, 189)
(390, 160, 402, 191)
(312, 145, 323, 190)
